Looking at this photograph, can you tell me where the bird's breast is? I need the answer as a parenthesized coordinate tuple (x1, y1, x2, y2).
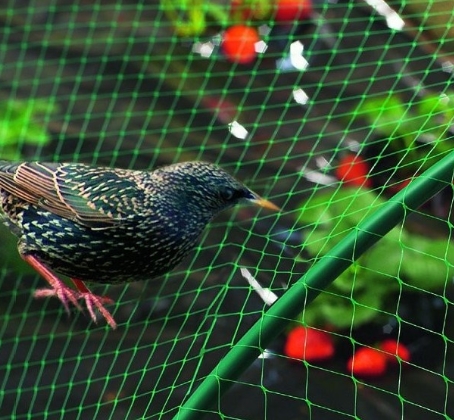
(16, 205, 206, 284)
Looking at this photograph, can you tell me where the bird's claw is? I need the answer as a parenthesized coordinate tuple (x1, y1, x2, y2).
(34, 286, 117, 329)
(34, 286, 82, 312)
(80, 293, 117, 329)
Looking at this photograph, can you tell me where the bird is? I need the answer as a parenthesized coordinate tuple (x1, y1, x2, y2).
(0, 160, 279, 329)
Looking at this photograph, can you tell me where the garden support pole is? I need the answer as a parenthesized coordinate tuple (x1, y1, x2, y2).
(173, 150, 454, 420)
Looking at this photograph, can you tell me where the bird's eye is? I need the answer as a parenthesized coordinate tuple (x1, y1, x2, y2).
(220, 186, 237, 201)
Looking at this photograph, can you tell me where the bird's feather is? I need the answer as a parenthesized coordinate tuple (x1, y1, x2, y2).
(0, 161, 148, 229)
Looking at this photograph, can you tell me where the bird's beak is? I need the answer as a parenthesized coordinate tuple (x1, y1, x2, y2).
(250, 195, 281, 212)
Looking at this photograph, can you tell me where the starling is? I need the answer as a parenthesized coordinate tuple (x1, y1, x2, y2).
(0, 160, 279, 329)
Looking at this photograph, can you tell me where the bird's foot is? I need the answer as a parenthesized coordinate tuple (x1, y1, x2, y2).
(77, 292, 117, 329)
(34, 286, 117, 329)
(34, 285, 83, 313)
(71, 278, 117, 329)
(23, 254, 117, 329)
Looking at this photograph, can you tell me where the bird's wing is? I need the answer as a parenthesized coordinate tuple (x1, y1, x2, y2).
(0, 161, 146, 229)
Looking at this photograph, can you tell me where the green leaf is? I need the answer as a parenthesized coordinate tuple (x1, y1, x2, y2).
(298, 187, 387, 226)
(297, 188, 387, 256)
(0, 97, 57, 151)
(417, 93, 453, 129)
(360, 232, 405, 280)
(399, 236, 454, 290)
(301, 283, 389, 329)
(295, 186, 451, 328)
(354, 95, 408, 137)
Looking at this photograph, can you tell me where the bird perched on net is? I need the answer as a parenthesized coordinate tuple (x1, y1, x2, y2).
(0, 160, 279, 329)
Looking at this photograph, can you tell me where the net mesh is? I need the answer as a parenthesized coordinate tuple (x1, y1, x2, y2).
(0, 1, 453, 419)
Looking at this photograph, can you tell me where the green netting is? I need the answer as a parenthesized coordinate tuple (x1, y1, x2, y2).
(0, 1, 453, 419)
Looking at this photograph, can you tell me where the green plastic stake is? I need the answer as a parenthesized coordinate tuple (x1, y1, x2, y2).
(173, 150, 454, 420)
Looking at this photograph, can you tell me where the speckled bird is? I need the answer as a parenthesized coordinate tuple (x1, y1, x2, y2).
(0, 160, 278, 328)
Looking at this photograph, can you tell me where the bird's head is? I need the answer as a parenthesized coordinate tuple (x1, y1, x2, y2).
(156, 161, 279, 217)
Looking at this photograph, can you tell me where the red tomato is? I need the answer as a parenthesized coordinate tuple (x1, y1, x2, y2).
(274, 0, 313, 22)
(222, 25, 260, 64)
(379, 339, 411, 363)
(335, 154, 372, 187)
(284, 326, 335, 362)
(347, 347, 387, 377)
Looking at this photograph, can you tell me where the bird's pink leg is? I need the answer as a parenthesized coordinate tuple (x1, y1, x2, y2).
(22, 255, 117, 329)
(24, 254, 82, 312)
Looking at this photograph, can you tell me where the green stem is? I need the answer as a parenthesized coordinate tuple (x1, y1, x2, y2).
(172, 150, 454, 420)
